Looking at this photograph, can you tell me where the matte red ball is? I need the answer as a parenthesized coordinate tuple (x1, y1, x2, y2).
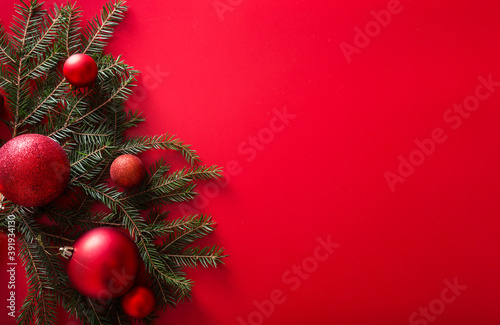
(121, 285, 156, 318)
(67, 227, 140, 300)
(0, 134, 70, 207)
(63, 54, 98, 87)
(110, 155, 146, 188)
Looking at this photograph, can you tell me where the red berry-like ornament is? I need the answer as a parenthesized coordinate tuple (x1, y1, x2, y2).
(67, 227, 140, 300)
(121, 285, 156, 318)
(0, 134, 70, 207)
(110, 154, 146, 188)
(63, 54, 98, 87)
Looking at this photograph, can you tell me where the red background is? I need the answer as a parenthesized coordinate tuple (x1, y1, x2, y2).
(1, 0, 500, 324)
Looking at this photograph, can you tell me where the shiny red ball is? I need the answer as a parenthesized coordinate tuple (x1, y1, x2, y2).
(0, 93, 4, 111)
(67, 227, 140, 300)
(0, 134, 70, 207)
(63, 54, 98, 87)
(121, 285, 156, 318)
(110, 155, 146, 188)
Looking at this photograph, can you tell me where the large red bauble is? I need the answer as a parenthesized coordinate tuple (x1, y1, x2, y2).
(67, 227, 140, 300)
(121, 285, 156, 318)
(110, 154, 146, 188)
(63, 54, 98, 87)
(0, 134, 70, 207)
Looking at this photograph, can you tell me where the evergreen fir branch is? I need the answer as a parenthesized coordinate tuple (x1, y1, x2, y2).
(97, 54, 129, 83)
(58, 89, 93, 130)
(147, 158, 172, 186)
(22, 2, 64, 60)
(0, 69, 13, 87)
(53, 72, 136, 134)
(118, 203, 145, 237)
(87, 298, 107, 325)
(59, 2, 82, 57)
(117, 134, 201, 165)
(18, 239, 58, 325)
(139, 240, 193, 305)
(45, 205, 121, 232)
(155, 184, 197, 204)
(108, 302, 133, 325)
(78, 182, 124, 210)
(77, 182, 148, 239)
(24, 49, 63, 79)
(159, 214, 217, 253)
(143, 207, 169, 227)
(141, 216, 205, 243)
(15, 212, 68, 290)
(70, 143, 113, 175)
(71, 125, 114, 144)
(9, 0, 46, 136)
(58, 289, 98, 325)
(0, 23, 15, 64)
(120, 165, 220, 207)
(81, 0, 127, 56)
(167, 245, 226, 268)
(71, 158, 108, 183)
(10, 0, 44, 51)
(152, 277, 177, 309)
(121, 108, 145, 130)
(11, 72, 31, 136)
(14, 208, 38, 243)
(0, 1, 227, 323)
(17, 74, 66, 127)
(52, 290, 89, 324)
(142, 219, 173, 239)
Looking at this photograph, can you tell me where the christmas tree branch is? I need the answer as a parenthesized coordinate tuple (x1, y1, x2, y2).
(0, 1, 227, 322)
(57, 73, 135, 132)
(18, 239, 58, 325)
(167, 245, 226, 268)
(61, 3, 82, 57)
(82, 0, 127, 55)
(87, 298, 105, 325)
(18, 76, 66, 126)
(22, 3, 64, 60)
(0, 24, 15, 63)
(117, 134, 201, 165)
(24, 50, 63, 79)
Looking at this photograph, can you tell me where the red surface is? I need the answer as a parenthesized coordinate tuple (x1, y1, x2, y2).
(1, 0, 500, 324)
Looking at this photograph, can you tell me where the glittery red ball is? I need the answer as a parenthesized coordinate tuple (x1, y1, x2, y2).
(110, 155, 146, 188)
(63, 54, 98, 88)
(121, 285, 155, 319)
(67, 227, 140, 300)
(0, 134, 70, 207)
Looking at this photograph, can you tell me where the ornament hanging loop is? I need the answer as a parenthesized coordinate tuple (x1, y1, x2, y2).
(59, 246, 74, 259)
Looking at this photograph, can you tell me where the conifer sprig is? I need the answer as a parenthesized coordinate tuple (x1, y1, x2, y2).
(0, 0, 226, 324)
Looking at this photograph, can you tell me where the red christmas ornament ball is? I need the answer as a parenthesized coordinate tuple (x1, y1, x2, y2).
(63, 54, 98, 87)
(0, 134, 70, 207)
(121, 285, 156, 318)
(0, 93, 4, 111)
(67, 227, 140, 300)
(110, 155, 146, 188)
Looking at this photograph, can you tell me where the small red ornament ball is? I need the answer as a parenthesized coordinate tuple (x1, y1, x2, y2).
(121, 285, 156, 318)
(67, 227, 140, 300)
(0, 134, 70, 207)
(0, 93, 4, 111)
(63, 54, 98, 87)
(110, 155, 146, 188)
